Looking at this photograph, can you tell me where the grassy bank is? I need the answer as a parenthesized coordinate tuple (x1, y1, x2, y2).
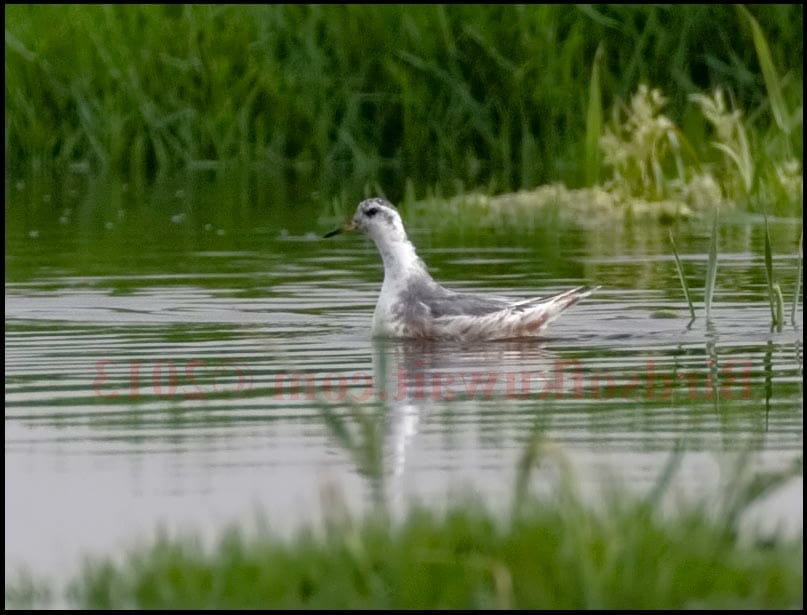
(6, 497, 801, 609)
(6, 456, 803, 609)
(5, 5, 803, 213)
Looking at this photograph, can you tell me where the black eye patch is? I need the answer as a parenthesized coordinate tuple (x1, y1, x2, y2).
(365, 207, 380, 217)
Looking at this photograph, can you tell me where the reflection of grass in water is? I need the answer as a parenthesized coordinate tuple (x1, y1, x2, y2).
(6, 422, 801, 609)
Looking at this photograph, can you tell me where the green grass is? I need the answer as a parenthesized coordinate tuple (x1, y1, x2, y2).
(668, 230, 696, 320)
(666, 209, 803, 328)
(794, 232, 803, 326)
(738, 5, 801, 137)
(6, 425, 803, 610)
(704, 211, 719, 321)
(6, 470, 801, 609)
(4, 5, 803, 212)
(763, 212, 787, 331)
(584, 43, 604, 187)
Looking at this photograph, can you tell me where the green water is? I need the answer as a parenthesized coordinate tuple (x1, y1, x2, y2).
(5, 178, 803, 583)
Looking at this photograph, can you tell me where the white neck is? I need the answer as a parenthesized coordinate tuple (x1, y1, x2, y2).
(370, 231, 428, 284)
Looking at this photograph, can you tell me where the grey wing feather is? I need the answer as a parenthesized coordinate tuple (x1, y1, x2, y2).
(397, 279, 598, 329)
(398, 278, 507, 319)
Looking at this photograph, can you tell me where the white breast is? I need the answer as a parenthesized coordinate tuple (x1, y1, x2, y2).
(372, 276, 405, 336)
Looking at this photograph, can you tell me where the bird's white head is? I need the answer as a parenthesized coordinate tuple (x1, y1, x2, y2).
(324, 197, 407, 244)
(323, 197, 425, 280)
(352, 198, 408, 243)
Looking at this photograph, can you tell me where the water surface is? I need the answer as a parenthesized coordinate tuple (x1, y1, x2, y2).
(5, 183, 803, 582)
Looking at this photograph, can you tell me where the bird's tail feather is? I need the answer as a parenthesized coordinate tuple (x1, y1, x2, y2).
(513, 285, 599, 310)
(515, 285, 599, 335)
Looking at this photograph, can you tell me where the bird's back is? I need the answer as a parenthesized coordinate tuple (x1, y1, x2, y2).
(379, 278, 595, 340)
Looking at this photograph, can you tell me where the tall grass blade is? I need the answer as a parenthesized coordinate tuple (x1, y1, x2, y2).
(719, 455, 802, 530)
(704, 211, 719, 321)
(737, 5, 791, 133)
(512, 433, 541, 518)
(711, 141, 753, 194)
(793, 231, 803, 326)
(762, 213, 779, 329)
(669, 230, 696, 320)
(773, 283, 785, 333)
(643, 444, 683, 509)
(512, 413, 549, 519)
(319, 404, 386, 509)
(319, 406, 356, 455)
(584, 44, 604, 186)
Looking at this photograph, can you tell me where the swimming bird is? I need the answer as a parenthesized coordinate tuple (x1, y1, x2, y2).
(324, 198, 596, 340)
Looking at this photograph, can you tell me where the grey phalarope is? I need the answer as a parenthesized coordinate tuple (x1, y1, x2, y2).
(324, 197, 597, 340)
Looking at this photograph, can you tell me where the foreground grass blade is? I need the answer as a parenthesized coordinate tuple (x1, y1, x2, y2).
(793, 232, 803, 326)
(704, 212, 719, 321)
(669, 231, 696, 320)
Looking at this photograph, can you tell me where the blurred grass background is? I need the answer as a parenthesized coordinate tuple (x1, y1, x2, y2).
(4, 5, 803, 208)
